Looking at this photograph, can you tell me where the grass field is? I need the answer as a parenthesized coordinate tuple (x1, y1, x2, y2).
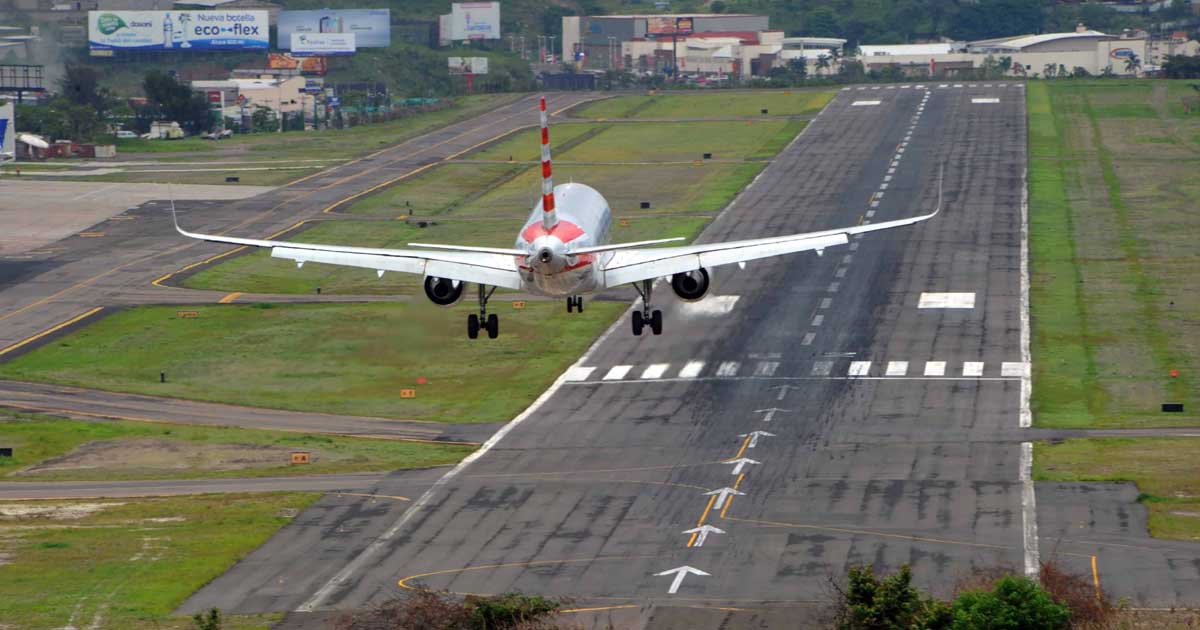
(0, 302, 624, 422)
(574, 90, 835, 119)
(1034, 438, 1200, 541)
(0, 411, 473, 482)
(0, 492, 314, 629)
(1027, 81, 1199, 429)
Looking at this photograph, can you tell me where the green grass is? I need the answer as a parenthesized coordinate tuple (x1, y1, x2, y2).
(0, 410, 473, 482)
(1035, 438, 1200, 541)
(345, 163, 527, 216)
(0, 492, 314, 629)
(1028, 81, 1199, 429)
(0, 302, 624, 422)
(574, 90, 835, 119)
(469, 122, 607, 162)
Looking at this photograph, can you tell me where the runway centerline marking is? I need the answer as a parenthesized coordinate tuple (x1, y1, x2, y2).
(919, 292, 976, 308)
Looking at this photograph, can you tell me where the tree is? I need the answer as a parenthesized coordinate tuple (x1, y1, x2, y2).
(1043, 63, 1057, 79)
(951, 575, 1070, 629)
(60, 63, 111, 116)
(816, 54, 831, 76)
(1124, 52, 1141, 75)
(998, 56, 1013, 75)
(142, 70, 212, 135)
(1163, 54, 1200, 78)
(829, 565, 950, 630)
(710, 1, 727, 13)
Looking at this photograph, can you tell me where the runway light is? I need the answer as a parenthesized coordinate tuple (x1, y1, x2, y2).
(1170, 369, 1179, 378)
(417, 377, 427, 385)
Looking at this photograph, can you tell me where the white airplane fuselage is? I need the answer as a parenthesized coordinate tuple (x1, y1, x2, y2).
(515, 182, 612, 297)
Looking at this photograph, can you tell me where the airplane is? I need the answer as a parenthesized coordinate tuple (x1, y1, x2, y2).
(175, 96, 940, 339)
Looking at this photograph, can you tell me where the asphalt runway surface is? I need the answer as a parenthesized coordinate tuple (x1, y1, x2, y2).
(173, 84, 1200, 626)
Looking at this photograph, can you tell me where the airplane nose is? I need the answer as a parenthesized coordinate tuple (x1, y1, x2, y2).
(539, 248, 554, 264)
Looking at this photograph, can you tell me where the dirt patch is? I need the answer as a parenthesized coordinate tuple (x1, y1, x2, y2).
(0, 502, 124, 520)
(11, 438, 319, 477)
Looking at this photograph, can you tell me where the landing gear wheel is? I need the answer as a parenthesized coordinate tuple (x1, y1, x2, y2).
(565, 296, 584, 313)
(486, 314, 499, 339)
(632, 310, 645, 336)
(650, 309, 663, 335)
(467, 314, 480, 339)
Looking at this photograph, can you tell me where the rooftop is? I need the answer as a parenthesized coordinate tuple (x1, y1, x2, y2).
(970, 30, 1112, 50)
(859, 43, 958, 56)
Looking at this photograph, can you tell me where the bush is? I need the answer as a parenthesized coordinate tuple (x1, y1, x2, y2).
(1039, 561, 1116, 627)
(335, 588, 567, 630)
(951, 575, 1071, 629)
(828, 564, 949, 629)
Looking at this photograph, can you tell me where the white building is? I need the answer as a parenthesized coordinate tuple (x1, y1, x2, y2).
(191, 76, 309, 120)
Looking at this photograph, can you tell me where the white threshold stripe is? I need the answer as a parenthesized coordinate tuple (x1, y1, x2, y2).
(886, 361, 908, 376)
(678, 361, 706, 379)
(962, 362, 984, 377)
(641, 363, 670, 379)
(565, 375, 1022, 385)
(564, 366, 596, 382)
(604, 365, 632, 380)
(919, 292, 976, 309)
(924, 361, 946, 376)
(716, 361, 740, 377)
(848, 361, 871, 376)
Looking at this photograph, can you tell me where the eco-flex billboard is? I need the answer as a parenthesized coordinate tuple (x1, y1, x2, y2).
(88, 11, 268, 52)
(277, 10, 390, 50)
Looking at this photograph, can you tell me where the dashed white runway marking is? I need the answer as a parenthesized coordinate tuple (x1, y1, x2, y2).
(962, 362, 984, 377)
(564, 367, 596, 382)
(604, 365, 632, 380)
(801, 332, 816, 346)
(886, 361, 909, 376)
(866, 210, 876, 218)
(641, 364, 670, 379)
(819, 297, 832, 309)
(679, 295, 740, 316)
(834, 268, 847, 278)
(924, 361, 946, 376)
(972, 97, 1000, 104)
(842, 254, 853, 264)
(678, 361, 706, 379)
(754, 361, 779, 377)
(811, 314, 824, 326)
(848, 361, 872, 376)
(828, 282, 840, 292)
(812, 361, 833, 376)
(849, 242, 859, 251)
(1002, 361, 1030, 377)
(716, 361, 740, 377)
(852, 100, 882, 106)
(918, 292, 976, 308)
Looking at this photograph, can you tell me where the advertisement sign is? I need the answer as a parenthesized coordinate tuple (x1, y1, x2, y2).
(0, 101, 13, 158)
(278, 10, 390, 49)
(88, 11, 268, 51)
(291, 33, 356, 56)
(646, 16, 693, 36)
(1109, 47, 1135, 59)
(448, 56, 489, 74)
(450, 2, 500, 40)
(267, 53, 327, 75)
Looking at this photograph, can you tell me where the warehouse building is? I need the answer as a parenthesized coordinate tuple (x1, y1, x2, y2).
(562, 13, 770, 72)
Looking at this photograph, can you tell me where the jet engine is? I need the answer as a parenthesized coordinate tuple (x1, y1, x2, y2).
(424, 277, 465, 306)
(670, 268, 710, 302)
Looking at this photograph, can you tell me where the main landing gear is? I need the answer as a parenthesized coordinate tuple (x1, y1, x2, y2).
(566, 295, 584, 313)
(467, 284, 499, 339)
(631, 279, 664, 336)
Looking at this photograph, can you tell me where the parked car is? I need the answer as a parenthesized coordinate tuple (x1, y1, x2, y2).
(115, 130, 137, 139)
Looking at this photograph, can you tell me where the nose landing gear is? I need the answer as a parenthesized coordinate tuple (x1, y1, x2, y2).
(631, 279, 663, 336)
(467, 284, 499, 339)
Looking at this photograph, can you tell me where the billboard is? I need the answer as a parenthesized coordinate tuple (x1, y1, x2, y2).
(448, 56, 488, 74)
(0, 101, 13, 159)
(88, 11, 268, 52)
(291, 33, 356, 56)
(278, 10, 390, 50)
(449, 2, 500, 40)
(646, 16, 693, 36)
(267, 53, 327, 75)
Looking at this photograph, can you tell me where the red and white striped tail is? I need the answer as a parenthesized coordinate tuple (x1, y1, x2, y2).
(539, 95, 557, 230)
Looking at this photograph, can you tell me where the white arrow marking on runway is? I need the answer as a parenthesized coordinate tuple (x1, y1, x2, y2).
(704, 487, 745, 509)
(682, 525, 725, 547)
(769, 384, 798, 400)
(738, 430, 776, 448)
(723, 457, 760, 475)
(754, 408, 791, 422)
(656, 565, 710, 594)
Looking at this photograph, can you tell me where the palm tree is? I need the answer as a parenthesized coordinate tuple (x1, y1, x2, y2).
(1124, 53, 1141, 75)
(816, 54, 831, 76)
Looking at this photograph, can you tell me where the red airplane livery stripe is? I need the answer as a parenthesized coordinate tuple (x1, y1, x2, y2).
(539, 95, 555, 214)
(522, 219, 584, 244)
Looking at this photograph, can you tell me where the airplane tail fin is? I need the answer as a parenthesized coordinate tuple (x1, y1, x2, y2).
(539, 95, 557, 231)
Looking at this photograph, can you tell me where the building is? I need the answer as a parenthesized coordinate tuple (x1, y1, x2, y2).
(856, 24, 1199, 78)
(191, 76, 309, 122)
(562, 13, 770, 72)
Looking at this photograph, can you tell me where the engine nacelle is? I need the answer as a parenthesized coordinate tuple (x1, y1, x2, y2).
(424, 277, 465, 306)
(671, 268, 710, 302)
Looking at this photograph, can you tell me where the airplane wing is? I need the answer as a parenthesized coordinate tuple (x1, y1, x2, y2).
(599, 209, 938, 289)
(172, 213, 524, 290)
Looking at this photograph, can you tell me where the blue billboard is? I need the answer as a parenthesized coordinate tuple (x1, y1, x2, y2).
(278, 10, 391, 50)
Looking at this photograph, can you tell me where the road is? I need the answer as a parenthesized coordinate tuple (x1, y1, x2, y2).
(0, 472, 393, 500)
(177, 83, 1200, 626)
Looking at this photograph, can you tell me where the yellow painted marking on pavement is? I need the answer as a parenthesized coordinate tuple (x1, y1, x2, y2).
(0, 307, 103, 357)
(561, 604, 638, 614)
(398, 555, 653, 593)
(1092, 555, 1102, 601)
(734, 435, 752, 459)
(687, 495, 718, 548)
(78, 232, 105, 237)
(153, 220, 308, 287)
(336, 492, 410, 502)
(218, 292, 243, 304)
(468, 461, 722, 478)
(720, 472, 746, 518)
